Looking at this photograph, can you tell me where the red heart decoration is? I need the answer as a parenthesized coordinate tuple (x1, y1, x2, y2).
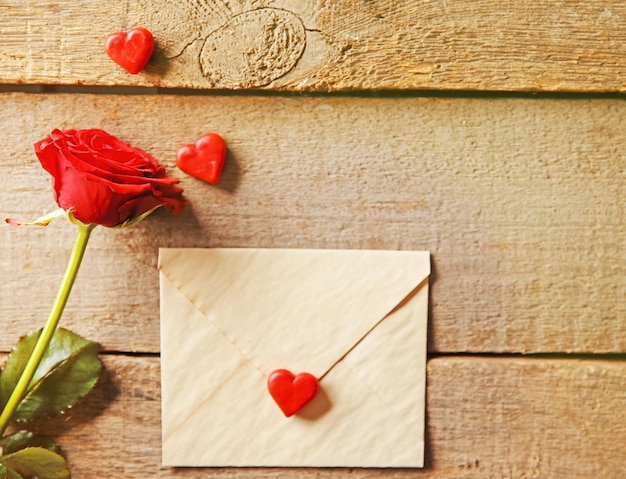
(176, 133, 227, 185)
(105, 28, 154, 74)
(267, 369, 319, 417)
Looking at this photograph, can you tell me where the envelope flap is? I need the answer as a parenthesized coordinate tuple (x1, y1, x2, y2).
(158, 248, 430, 377)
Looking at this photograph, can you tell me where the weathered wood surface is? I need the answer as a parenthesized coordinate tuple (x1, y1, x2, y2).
(1, 92, 625, 354)
(2, 2, 625, 477)
(18, 355, 623, 478)
(3, 1, 626, 92)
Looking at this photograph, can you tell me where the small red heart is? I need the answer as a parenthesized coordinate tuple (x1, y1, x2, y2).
(267, 369, 319, 417)
(105, 28, 154, 74)
(176, 133, 227, 185)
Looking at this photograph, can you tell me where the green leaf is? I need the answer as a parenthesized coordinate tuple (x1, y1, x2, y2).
(0, 447, 69, 479)
(0, 328, 101, 421)
(0, 431, 59, 456)
(0, 464, 24, 479)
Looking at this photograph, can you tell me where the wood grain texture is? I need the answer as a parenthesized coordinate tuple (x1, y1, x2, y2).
(18, 355, 624, 478)
(2, 1, 626, 91)
(1, 92, 625, 354)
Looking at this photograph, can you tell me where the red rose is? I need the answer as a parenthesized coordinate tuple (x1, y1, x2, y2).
(35, 129, 187, 227)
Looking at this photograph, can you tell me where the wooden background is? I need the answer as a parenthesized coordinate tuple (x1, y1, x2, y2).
(1, 1, 625, 477)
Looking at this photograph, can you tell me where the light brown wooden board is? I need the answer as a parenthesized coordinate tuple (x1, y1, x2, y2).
(17, 355, 624, 478)
(3, 1, 626, 92)
(1, 92, 625, 354)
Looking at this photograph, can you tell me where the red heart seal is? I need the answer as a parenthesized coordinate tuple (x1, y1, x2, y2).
(267, 369, 319, 417)
(176, 133, 227, 185)
(105, 28, 154, 74)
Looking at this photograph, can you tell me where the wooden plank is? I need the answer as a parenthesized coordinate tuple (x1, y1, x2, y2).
(1, 92, 625, 354)
(21, 355, 626, 477)
(2, 1, 626, 92)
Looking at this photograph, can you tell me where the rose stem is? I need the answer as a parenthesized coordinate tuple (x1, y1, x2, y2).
(0, 222, 95, 436)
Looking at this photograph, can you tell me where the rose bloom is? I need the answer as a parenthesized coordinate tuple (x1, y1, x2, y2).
(35, 128, 187, 227)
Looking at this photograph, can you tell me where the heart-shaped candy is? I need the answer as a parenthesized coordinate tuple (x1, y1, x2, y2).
(105, 28, 154, 74)
(267, 369, 319, 417)
(176, 133, 227, 185)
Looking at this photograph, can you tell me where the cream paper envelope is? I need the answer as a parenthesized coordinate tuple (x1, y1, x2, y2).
(159, 248, 430, 468)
